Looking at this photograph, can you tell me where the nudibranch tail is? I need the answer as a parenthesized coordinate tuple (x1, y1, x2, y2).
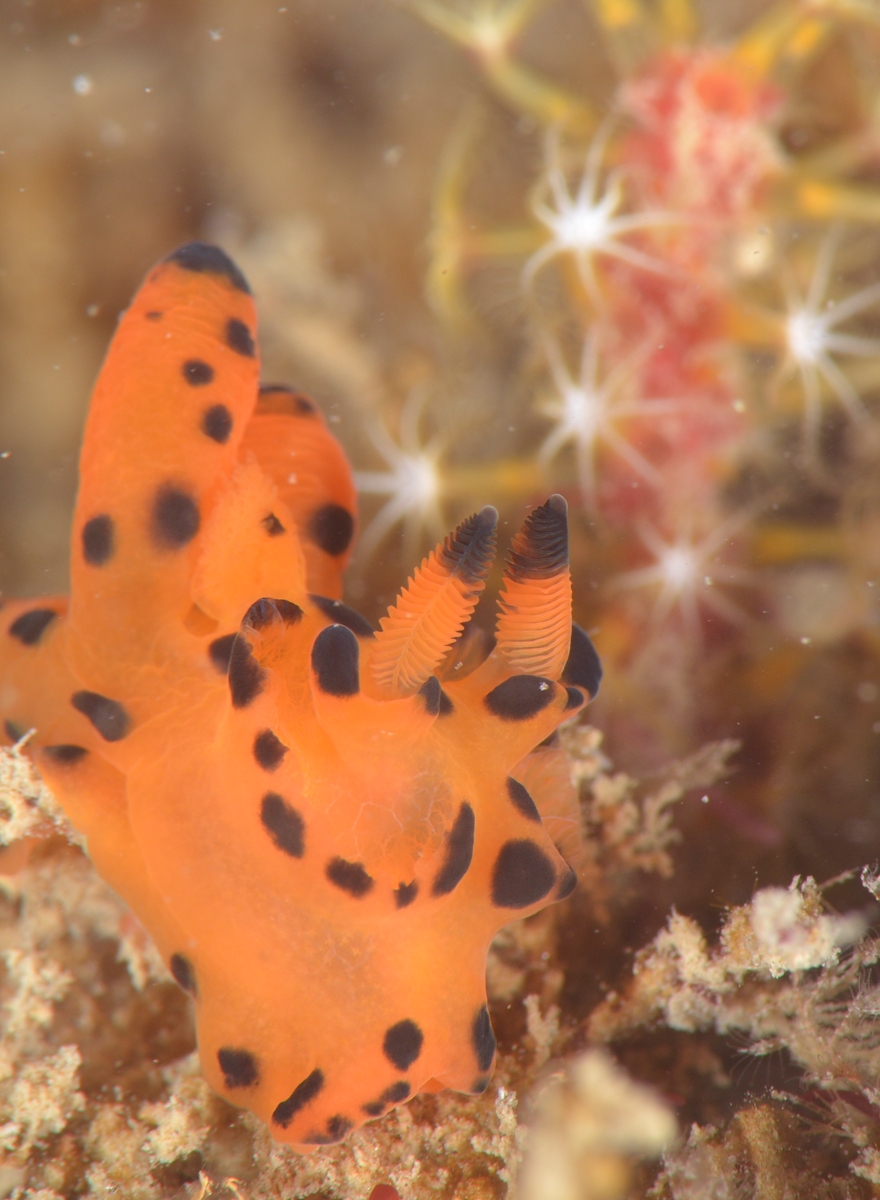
(371, 506, 498, 698)
(496, 493, 573, 681)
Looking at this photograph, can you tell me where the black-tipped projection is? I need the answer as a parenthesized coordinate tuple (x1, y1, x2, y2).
(505, 494, 569, 581)
(166, 242, 251, 294)
(562, 624, 603, 699)
(439, 506, 498, 593)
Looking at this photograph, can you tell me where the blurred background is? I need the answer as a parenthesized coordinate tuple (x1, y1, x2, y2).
(4, 0, 880, 1029)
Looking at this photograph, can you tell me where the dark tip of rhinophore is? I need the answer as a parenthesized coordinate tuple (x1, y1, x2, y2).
(506, 495, 569, 582)
(439, 505, 498, 587)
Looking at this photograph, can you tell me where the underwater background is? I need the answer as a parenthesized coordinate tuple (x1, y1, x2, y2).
(4, 0, 880, 1195)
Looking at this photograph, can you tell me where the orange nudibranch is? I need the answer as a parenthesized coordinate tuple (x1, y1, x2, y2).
(0, 243, 601, 1149)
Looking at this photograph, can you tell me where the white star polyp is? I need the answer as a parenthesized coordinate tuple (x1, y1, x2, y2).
(616, 513, 757, 631)
(353, 390, 446, 564)
(780, 228, 880, 453)
(525, 123, 683, 304)
(537, 334, 682, 508)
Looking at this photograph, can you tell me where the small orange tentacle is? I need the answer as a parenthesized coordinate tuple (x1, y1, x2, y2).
(371, 507, 498, 697)
(496, 494, 572, 681)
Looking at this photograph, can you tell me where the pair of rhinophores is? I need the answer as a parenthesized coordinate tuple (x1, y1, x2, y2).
(0, 243, 601, 1149)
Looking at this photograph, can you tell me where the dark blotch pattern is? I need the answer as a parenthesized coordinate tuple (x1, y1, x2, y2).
(228, 636, 266, 709)
(362, 1081, 411, 1117)
(506, 777, 541, 823)
(472, 1005, 496, 1072)
(82, 514, 115, 566)
(261, 512, 285, 537)
(208, 633, 237, 674)
(562, 624, 603, 699)
(312, 624, 359, 696)
(243, 597, 302, 630)
(431, 802, 475, 896)
(145, 310, 163, 320)
(485, 675, 555, 721)
(218, 1047, 260, 1089)
(182, 358, 215, 387)
(564, 686, 584, 710)
(226, 317, 255, 357)
(169, 953, 197, 995)
(202, 404, 233, 444)
(438, 689, 454, 716)
(304, 1115, 353, 1144)
(308, 503, 354, 557)
(151, 486, 200, 549)
(8, 608, 57, 646)
(260, 793, 305, 858)
(4, 720, 23, 743)
(71, 691, 131, 742)
(166, 242, 252, 294)
(42, 744, 88, 765)
(383, 1020, 424, 1071)
(326, 857, 373, 897)
(418, 676, 441, 716)
(272, 1068, 324, 1128)
(394, 881, 418, 909)
(253, 729, 288, 772)
(309, 594, 375, 638)
(491, 840, 556, 909)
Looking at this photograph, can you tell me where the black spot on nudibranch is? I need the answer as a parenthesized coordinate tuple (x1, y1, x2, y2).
(71, 691, 131, 742)
(491, 840, 556, 909)
(260, 793, 305, 858)
(562, 624, 603, 699)
(438, 689, 454, 716)
(42, 744, 88, 765)
(226, 317, 255, 357)
(272, 1068, 324, 1128)
(308, 503, 354, 557)
(8, 608, 57, 646)
(506, 777, 541, 823)
(394, 881, 418, 909)
(169, 953, 197, 995)
(253, 729, 288, 772)
(472, 1005, 496, 1072)
(485, 675, 555, 721)
(304, 1115, 353, 1144)
(362, 1081, 411, 1117)
(145, 310, 163, 320)
(431, 802, 475, 896)
(418, 676, 441, 716)
(81, 514, 115, 566)
(228, 636, 266, 709)
(243, 597, 302, 630)
(218, 1047, 260, 1089)
(182, 359, 215, 387)
(166, 242, 252, 295)
(208, 633, 237, 674)
(383, 1020, 424, 1071)
(308, 595, 375, 638)
(151, 486, 200, 549)
(326, 857, 373, 897)
(261, 512, 285, 537)
(564, 687, 584, 710)
(311, 624, 359, 696)
(202, 404, 233, 444)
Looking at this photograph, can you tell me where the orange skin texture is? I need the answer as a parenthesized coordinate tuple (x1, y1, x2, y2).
(0, 246, 588, 1149)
